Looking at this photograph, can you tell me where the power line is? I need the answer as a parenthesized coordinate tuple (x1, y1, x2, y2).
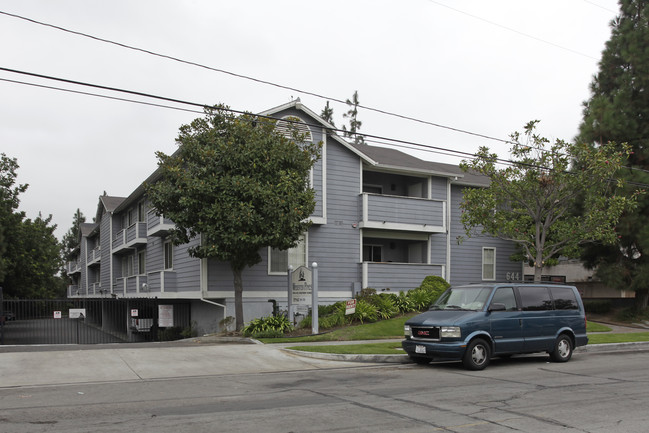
(0, 9, 513, 147)
(4, 66, 646, 190)
(426, 0, 603, 60)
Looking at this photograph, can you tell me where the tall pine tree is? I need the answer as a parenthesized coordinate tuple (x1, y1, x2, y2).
(577, 0, 649, 309)
(342, 90, 364, 145)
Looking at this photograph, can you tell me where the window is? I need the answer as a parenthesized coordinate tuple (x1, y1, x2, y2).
(519, 286, 553, 311)
(269, 235, 306, 274)
(482, 247, 496, 280)
(550, 286, 578, 310)
(122, 255, 134, 277)
(490, 287, 517, 311)
(164, 241, 174, 270)
(363, 244, 382, 262)
(138, 250, 146, 275)
(138, 202, 146, 223)
(128, 209, 135, 227)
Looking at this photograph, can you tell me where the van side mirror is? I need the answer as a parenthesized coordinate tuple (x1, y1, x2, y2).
(489, 303, 506, 312)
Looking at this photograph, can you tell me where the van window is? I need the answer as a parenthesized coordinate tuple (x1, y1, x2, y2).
(490, 287, 517, 311)
(550, 286, 579, 310)
(519, 286, 553, 311)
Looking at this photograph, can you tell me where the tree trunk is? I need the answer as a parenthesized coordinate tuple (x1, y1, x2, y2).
(232, 265, 244, 332)
(635, 288, 649, 311)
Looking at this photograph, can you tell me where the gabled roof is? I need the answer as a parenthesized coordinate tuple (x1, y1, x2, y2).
(263, 100, 489, 186)
(79, 222, 99, 238)
(96, 195, 126, 222)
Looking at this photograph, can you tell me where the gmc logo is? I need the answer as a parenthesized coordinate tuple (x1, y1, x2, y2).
(417, 330, 430, 336)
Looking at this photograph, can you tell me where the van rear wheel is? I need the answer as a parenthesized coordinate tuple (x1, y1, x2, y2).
(550, 334, 573, 362)
(463, 338, 491, 370)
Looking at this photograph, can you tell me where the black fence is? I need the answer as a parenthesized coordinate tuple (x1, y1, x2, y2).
(0, 298, 192, 345)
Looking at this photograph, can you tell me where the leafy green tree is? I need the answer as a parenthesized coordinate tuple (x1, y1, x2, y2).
(577, 0, 649, 309)
(147, 105, 321, 331)
(3, 214, 65, 298)
(0, 153, 27, 284)
(342, 90, 364, 145)
(460, 121, 638, 282)
(320, 101, 335, 127)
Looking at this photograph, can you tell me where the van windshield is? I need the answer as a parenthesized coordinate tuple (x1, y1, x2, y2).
(430, 286, 492, 311)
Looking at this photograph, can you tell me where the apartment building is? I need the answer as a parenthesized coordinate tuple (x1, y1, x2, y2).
(66, 100, 523, 335)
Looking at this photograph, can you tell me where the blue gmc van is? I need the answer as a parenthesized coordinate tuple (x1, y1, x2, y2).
(402, 283, 588, 370)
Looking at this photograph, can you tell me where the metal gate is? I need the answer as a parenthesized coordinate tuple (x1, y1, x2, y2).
(0, 298, 191, 345)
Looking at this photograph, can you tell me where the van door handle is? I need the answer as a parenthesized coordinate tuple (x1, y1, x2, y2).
(519, 319, 522, 327)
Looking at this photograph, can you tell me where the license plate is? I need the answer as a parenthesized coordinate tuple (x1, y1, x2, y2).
(415, 345, 426, 354)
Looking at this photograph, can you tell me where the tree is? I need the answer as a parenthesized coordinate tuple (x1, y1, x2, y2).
(146, 105, 321, 331)
(320, 101, 335, 127)
(0, 153, 28, 284)
(460, 121, 638, 282)
(61, 209, 86, 262)
(576, 0, 649, 309)
(3, 214, 65, 299)
(342, 90, 364, 145)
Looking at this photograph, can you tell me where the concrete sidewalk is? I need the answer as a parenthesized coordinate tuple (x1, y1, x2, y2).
(2, 322, 648, 388)
(0, 340, 375, 388)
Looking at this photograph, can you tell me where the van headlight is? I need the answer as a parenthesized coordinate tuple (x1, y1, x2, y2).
(441, 326, 461, 338)
(404, 325, 412, 337)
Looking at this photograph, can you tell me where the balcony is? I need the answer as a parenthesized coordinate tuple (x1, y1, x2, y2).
(112, 222, 147, 253)
(66, 261, 81, 275)
(359, 193, 445, 233)
(87, 245, 101, 266)
(67, 285, 79, 297)
(147, 211, 175, 237)
(147, 270, 177, 293)
(362, 262, 445, 292)
(114, 275, 148, 296)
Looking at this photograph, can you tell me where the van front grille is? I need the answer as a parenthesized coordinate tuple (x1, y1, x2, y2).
(411, 326, 440, 341)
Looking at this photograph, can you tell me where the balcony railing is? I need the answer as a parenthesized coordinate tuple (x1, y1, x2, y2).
(362, 262, 445, 292)
(112, 222, 147, 253)
(147, 211, 175, 237)
(359, 193, 445, 233)
(146, 270, 176, 293)
(66, 261, 81, 275)
(114, 275, 148, 296)
(87, 245, 101, 265)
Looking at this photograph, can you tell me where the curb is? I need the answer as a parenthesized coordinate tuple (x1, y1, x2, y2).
(283, 342, 649, 363)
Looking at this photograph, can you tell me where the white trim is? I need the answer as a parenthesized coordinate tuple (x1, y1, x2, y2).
(203, 290, 353, 299)
(358, 221, 445, 233)
(482, 247, 496, 281)
(321, 128, 327, 222)
(446, 179, 452, 282)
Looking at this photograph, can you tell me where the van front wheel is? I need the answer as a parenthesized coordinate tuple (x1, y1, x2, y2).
(463, 338, 491, 370)
(550, 334, 573, 362)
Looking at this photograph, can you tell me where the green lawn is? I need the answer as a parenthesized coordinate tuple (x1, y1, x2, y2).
(258, 313, 417, 344)
(262, 315, 647, 355)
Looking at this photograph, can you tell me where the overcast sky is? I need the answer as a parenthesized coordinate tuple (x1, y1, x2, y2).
(1, 0, 620, 240)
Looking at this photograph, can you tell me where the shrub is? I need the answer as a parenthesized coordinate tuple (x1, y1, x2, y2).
(352, 299, 378, 324)
(242, 314, 293, 337)
(367, 293, 399, 320)
(408, 276, 450, 311)
(393, 291, 416, 313)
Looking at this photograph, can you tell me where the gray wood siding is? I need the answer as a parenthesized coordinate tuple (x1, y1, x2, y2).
(174, 237, 201, 292)
(100, 209, 112, 293)
(430, 176, 447, 200)
(449, 185, 521, 285)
